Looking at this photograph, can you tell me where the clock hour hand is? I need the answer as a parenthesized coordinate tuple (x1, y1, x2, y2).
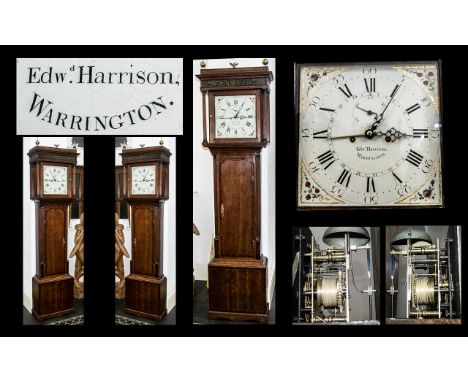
(375, 128, 413, 142)
(355, 104, 378, 119)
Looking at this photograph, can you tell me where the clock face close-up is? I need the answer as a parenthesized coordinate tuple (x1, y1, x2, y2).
(43, 165, 68, 195)
(214, 95, 257, 139)
(131, 165, 156, 195)
(297, 62, 443, 208)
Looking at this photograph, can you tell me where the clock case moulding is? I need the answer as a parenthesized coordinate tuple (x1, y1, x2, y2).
(197, 66, 273, 324)
(294, 61, 445, 210)
(28, 146, 79, 321)
(121, 146, 171, 321)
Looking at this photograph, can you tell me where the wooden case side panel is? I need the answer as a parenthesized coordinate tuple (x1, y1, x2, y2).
(261, 89, 271, 145)
(208, 264, 267, 314)
(160, 162, 170, 199)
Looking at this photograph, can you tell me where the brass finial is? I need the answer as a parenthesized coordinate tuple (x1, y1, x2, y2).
(262, 58, 269, 66)
(140, 144, 145, 148)
(35, 137, 40, 146)
(159, 138, 164, 146)
(54, 144, 59, 148)
(229, 62, 239, 68)
(200, 61, 206, 68)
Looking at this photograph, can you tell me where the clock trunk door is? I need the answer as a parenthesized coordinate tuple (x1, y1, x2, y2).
(216, 153, 260, 259)
(131, 204, 162, 277)
(37, 204, 68, 277)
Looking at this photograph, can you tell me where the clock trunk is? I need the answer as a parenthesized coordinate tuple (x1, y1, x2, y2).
(214, 150, 260, 259)
(130, 203, 163, 277)
(35, 203, 69, 277)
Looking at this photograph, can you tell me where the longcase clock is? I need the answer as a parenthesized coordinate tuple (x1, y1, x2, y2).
(197, 65, 273, 323)
(28, 146, 79, 320)
(121, 146, 171, 321)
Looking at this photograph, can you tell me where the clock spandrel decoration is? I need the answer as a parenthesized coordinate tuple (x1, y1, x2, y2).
(297, 62, 443, 208)
(28, 146, 79, 320)
(121, 145, 171, 321)
(197, 65, 273, 323)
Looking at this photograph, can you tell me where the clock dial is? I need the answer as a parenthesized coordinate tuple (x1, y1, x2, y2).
(214, 95, 256, 138)
(298, 63, 442, 207)
(132, 165, 156, 195)
(43, 165, 68, 195)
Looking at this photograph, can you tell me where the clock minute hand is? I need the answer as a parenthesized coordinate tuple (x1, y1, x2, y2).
(234, 101, 245, 119)
(372, 83, 401, 130)
(330, 133, 367, 139)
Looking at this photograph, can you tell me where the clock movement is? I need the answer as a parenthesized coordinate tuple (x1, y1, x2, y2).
(297, 61, 443, 208)
(197, 65, 273, 323)
(121, 145, 171, 321)
(28, 146, 79, 320)
(293, 227, 379, 324)
(386, 226, 462, 323)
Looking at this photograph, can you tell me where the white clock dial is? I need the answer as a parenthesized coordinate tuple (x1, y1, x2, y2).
(298, 63, 442, 207)
(132, 165, 156, 195)
(43, 165, 68, 195)
(214, 95, 256, 138)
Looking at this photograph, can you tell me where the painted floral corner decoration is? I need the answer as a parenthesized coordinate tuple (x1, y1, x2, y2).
(399, 66, 440, 105)
(399, 168, 442, 205)
(409, 173, 439, 203)
(301, 67, 340, 97)
(299, 162, 342, 205)
(301, 170, 324, 203)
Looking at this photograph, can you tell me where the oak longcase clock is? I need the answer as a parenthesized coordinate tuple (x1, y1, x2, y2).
(121, 145, 171, 321)
(28, 146, 78, 320)
(297, 61, 443, 208)
(197, 65, 273, 323)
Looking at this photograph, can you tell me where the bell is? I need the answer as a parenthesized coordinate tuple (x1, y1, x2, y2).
(391, 229, 432, 251)
(323, 227, 370, 247)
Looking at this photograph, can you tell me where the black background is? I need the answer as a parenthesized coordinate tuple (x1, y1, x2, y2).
(4, 47, 466, 336)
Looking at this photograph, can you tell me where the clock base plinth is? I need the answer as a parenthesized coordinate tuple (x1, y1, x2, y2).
(208, 256, 269, 324)
(125, 274, 167, 321)
(208, 309, 269, 324)
(32, 274, 74, 321)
